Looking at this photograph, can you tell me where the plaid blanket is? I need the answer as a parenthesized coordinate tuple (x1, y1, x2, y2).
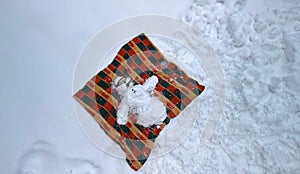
(73, 33, 205, 171)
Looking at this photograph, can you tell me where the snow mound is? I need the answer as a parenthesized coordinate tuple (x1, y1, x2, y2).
(18, 141, 102, 174)
(143, 0, 300, 173)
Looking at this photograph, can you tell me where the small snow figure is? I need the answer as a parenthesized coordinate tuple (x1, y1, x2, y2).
(113, 75, 166, 127)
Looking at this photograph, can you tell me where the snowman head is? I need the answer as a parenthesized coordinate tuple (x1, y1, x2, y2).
(127, 85, 151, 107)
(112, 76, 132, 96)
(126, 75, 159, 108)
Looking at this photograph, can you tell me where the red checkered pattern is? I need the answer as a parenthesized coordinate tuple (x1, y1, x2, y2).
(73, 33, 205, 171)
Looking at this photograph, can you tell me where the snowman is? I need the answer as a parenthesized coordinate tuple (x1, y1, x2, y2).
(112, 75, 166, 127)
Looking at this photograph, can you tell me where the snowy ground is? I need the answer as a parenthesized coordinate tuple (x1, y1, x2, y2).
(1, 0, 300, 173)
(145, 0, 300, 173)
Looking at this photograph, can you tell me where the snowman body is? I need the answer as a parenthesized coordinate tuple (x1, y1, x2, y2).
(114, 76, 166, 127)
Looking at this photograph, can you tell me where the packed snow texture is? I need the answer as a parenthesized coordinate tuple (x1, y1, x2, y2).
(18, 141, 101, 174)
(141, 0, 300, 173)
(16, 0, 300, 173)
(116, 75, 167, 127)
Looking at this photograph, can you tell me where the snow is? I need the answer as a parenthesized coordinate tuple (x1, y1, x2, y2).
(146, 0, 300, 173)
(116, 75, 167, 127)
(1, 0, 300, 173)
(18, 141, 102, 174)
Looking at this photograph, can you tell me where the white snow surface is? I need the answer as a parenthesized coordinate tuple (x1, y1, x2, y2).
(153, 0, 300, 173)
(1, 0, 300, 173)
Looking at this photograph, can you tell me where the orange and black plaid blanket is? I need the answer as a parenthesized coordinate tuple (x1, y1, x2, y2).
(73, 33, 205, 171)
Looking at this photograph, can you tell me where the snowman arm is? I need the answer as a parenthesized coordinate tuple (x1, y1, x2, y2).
(142, 75, 158, 92)
(117, 100, 129, 125)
